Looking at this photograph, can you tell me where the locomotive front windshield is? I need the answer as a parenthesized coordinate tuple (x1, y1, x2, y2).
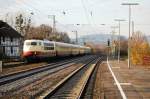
(25, 42, 40, 46)
(31, 42, 37, 45)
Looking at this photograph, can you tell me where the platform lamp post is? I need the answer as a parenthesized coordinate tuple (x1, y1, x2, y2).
(114, 19, 126, 63)
(122, 3, 139, 69)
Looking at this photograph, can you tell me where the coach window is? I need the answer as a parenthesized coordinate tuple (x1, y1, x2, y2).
(49, 47, 54, 50)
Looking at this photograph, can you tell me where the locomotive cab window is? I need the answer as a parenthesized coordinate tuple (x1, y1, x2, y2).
(31, 42, 37, 45)
(25, 42, 37, 46)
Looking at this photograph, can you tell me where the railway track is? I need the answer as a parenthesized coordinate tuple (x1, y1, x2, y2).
(0, 55, 90, 85)
(2, 56, 78, 69)
(38, 56, 101, 99)
(0, 55, 95, 97)
(0, 56, 85, 78)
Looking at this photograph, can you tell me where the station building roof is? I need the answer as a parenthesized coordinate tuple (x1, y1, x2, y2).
(0, 20, 23, 38)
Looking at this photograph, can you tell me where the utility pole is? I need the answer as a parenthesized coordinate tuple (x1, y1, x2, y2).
(48, 15, 56, 39)
(122, 3, 139, 69)
(114, 19, 125, 63)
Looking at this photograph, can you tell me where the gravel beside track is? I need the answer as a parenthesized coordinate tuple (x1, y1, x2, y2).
(3, 61, 25, 67)
(0, 62, 47, 76)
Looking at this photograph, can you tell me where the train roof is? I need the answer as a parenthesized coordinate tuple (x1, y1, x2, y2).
(24, 39, 91, 49)
(24, 39, 43, 42)
(55, 41, 77, 47)
(43, 40, 55, 43)
(24, 39, 55, 44)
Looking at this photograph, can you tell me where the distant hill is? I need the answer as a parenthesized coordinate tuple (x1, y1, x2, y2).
(72, 34, 126, 45)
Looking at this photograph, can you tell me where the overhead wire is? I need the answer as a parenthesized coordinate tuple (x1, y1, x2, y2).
(80, 0, 100, 34)
(81, 0, 92, 25)
(85, 0, 108, 33)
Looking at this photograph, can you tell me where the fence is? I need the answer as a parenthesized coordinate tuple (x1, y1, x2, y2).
(143, 56, 150, 65)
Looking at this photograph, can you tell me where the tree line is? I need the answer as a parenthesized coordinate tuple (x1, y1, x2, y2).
(4, 12, 70, 43)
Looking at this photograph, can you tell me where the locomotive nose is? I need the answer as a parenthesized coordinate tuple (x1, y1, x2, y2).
(23, 51, 40, 57)
(23, 51, 34, 57)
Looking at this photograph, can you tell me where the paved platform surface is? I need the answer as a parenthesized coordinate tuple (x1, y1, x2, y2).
(93, 61, 122, 99)
(109, 60, 150, 99)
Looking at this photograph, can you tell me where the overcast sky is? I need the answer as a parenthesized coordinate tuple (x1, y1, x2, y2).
(0, 0, 150, 38)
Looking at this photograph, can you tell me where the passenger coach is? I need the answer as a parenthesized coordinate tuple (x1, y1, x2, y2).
(23, 39, 91, 61)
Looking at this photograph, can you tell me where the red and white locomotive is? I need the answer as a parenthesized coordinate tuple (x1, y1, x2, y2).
(22, 39, 91, 61)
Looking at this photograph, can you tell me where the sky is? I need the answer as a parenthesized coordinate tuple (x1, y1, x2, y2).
(0, 0, 150, 39)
